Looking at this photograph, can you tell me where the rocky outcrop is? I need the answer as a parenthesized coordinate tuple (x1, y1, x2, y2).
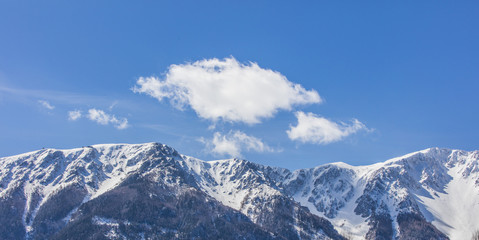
(1, 143, 479, 239)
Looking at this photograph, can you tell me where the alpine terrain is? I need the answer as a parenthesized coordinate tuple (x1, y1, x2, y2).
(0, 142, 478, 240)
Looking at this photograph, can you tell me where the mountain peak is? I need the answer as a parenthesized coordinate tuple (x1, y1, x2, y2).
(1, 143, 478, 239)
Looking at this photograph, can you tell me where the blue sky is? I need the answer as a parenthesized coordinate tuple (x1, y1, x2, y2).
(1, 1, 478, 169)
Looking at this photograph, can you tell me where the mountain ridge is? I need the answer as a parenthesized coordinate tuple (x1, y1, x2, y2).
(1, 143, 478, 239)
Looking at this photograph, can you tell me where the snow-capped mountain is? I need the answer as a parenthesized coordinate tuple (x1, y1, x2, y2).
(0, 143, 478, 239)
(0, 143, 342, 240)
(282, 147, 479, 240)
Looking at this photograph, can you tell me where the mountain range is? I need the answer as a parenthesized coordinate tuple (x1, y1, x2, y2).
(1, 142, 478, 239)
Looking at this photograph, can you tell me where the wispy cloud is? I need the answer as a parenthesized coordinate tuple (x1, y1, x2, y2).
(200, 130, 277, 157)
(38, 100, 55, 110)
(0, 86, 135, 112)
(287, 111, 368, 144)
(87, 108, 129, 130)
(133, 57, 321, 124)
(108, 101, 119, 111)
(68, 110, 82, 121)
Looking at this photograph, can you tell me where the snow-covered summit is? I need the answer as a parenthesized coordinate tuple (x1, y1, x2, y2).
(1, 143, 478, 239)
(283, 147, 479, 239)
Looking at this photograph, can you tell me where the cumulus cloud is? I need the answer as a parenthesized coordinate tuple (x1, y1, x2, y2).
(38, 100, 55, 110)
(200, 130, 276, 157)
(87, 108, 129, 129)
(287, 111, 368, 144)
(132, 57, 321, 124)
(68, 110, 82, 121)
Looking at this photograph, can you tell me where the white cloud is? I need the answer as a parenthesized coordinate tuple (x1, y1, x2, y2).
(87, 108, 129, 130)
(287, 111, 367, 144)
(38, 100, 55, 110)
(201, 130, 276, 157)
(133, 57, 321, 124)
(68, 110, 82, 121)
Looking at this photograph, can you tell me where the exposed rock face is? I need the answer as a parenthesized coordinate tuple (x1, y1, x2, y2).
(0, 143, 344, 240)
(0, 143, 478, 239)
(396, 213, 448, 240)
(283, 165, 356, 219)
(52, 171, 276, 240)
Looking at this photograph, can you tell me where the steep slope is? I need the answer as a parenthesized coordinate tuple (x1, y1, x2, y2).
(51, 153, 277, 240)
(0, 143, 344, 240)
(1, 143, 478, 239)
(284, 148, 479, 240)
(180, 157, 342, 239)
(282, 163, 370, 238)
(0, 143, 172, 239)
(413, 149, 479, 239)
